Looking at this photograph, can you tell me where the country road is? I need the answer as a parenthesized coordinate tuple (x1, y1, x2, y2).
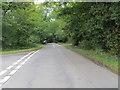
(0, 43, 118, 88)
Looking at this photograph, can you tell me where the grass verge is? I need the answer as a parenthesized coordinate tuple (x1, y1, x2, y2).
(0, 44, 45, 55)
(58, 42, 72, 46)
(65, 45, 118, 74)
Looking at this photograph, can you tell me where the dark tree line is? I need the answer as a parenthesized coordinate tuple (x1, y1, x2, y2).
(2, 2, 66, 50)
(58, 2, 119, 58)
(2, 2, 119, 58)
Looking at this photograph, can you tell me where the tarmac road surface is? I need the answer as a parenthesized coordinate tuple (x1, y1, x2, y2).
(1, 43, 118, 88)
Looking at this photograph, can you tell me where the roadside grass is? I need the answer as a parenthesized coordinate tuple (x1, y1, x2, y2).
(58, 42, 72, 46)
(58, 42, 69, 44)
(65, 45, 118, 74)
(0, 44, 45, 55)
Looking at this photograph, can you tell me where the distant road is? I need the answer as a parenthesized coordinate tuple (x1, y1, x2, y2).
(1, 43, 118, 88)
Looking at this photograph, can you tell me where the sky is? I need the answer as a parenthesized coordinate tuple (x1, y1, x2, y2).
(34, 0, 45, 4)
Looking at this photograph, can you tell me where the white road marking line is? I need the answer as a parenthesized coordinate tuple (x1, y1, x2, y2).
(20, 50, 39, 65)
(6, 65, 14, 70)
(16, 60, 21, 63)
(24, 50, 39, 60)
(21, 62, 26, 65)
(20, 52, 33, 60)
(24, 59, 28, 62)
(9, 70, 17, 75)
(0, 70, 7, 76)
(12, 52, 33, 66)
(15, 50, 39, 70)
(17, 59, 22, 62)
(0, 50, 39, 86)
(0, 51, 33, 76)
(19, 64, 23, 67)
(23, 60, 27, 63)
(15, 65, 21, 70)
(0, 76, 11, 84)
(13, 62, 18, 65)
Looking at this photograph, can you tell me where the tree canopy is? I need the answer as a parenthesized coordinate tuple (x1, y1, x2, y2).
(2, 2, 119, 58)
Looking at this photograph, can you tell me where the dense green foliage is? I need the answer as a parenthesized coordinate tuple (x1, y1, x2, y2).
(2, 2, 66, 50)
(2, 2, 119, 59)
(1, 44, 44, 54)
(58, 2, 119, 58)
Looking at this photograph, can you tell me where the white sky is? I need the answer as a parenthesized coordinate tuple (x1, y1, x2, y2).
(34, 0, 45, 4)
(34, 0, 67, 4)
